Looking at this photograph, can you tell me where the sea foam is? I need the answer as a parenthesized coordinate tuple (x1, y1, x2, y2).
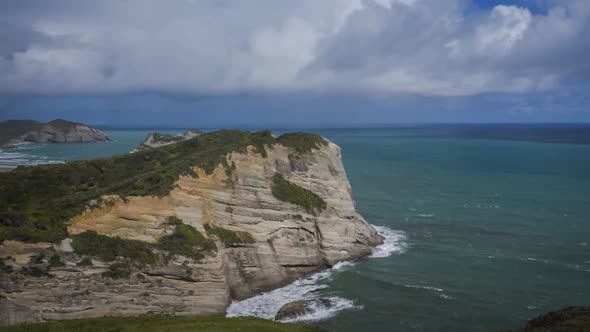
(226, 224, 406, 322)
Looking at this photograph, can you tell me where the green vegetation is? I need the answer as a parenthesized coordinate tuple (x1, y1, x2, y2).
(0, 315, 325, 332)
(102, 262, 131, 279)
(45, 119, 82, 131)
(151, 132, 185, 144)
(48, 254, 65, 268)
(71, 231, 157, 265)
(157, 223, 217, 260)
(204, 224, 255, 247)
(277, 132, 327, 154)
(271, 174, 327, 213)
(0, 258, 14, 274)
(19, 266, 48, 278)
(76, 257, 93, 267)
(70, 219, 218, 266)
(0, 130, 326, 244)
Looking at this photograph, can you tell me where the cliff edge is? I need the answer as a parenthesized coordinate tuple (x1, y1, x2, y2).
(0, 130, 382, 326)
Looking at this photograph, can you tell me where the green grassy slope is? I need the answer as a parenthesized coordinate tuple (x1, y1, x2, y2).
(0, 316, 325, 332)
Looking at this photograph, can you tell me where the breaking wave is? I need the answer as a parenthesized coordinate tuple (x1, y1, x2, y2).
(226, 225, 406, 323)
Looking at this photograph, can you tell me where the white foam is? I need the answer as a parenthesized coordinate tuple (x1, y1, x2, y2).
(370, 225, 407, 258)
(403, 284, 443, 292)
(280, 297, 362, 323)
(227, 224, 406, 322)
(226, 268, 336, 321)
(417, 213, 435, 218)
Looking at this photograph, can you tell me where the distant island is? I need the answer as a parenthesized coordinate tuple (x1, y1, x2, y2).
(0, 119, 110, 149)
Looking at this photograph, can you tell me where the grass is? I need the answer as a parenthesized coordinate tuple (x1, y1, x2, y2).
(204, 224, 255, 247)
(0, 130, 326, 244)
(0, 316, 325, 332)
(271, 174, 327, 213)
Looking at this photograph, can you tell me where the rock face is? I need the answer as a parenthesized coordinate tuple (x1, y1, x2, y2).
(0, 134, 382, 326)
(0, 119, 110, 149)
(131, 129, 202, 152)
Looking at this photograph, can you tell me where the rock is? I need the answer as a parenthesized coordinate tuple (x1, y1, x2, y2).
(275, 300, 308, 321)
(275, 299, 334, 321)
(510, 306, 590, 332)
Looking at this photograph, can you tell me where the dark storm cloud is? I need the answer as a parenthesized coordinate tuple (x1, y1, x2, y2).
(0, 0, 589, 96)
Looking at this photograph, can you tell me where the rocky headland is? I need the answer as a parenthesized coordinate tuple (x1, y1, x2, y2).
(0, 119, 110, 149)
(131, 129, 203, 153)
(0, 130, 382, 326)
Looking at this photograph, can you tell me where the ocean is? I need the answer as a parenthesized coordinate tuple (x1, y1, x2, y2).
(1, 125, 589, 331)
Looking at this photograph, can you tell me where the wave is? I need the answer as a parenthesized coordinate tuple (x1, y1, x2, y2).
(0, 150, 64, 167)
(403, 284, 443, 292)
(226, 224, 406, 322)
(416, 213, 435, 218)
(370, 225, 407, 258)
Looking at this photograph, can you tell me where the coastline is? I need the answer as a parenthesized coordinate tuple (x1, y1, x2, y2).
(226, 225, 406, 322)
(0, 165, 15, 172)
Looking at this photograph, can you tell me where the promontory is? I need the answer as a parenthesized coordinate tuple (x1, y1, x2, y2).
(0, 130, 382, 326)
(0, 119, 110, 149)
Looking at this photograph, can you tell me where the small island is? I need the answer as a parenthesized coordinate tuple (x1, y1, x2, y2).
(0, 119, 110, 149)
(131, 129, 203, 153)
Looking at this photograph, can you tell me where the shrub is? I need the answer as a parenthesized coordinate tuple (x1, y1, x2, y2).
(271, 174, 327, 213)
(71, 231, 157, 265)
(102, 262, 131, 279)
(276, 133, 327, 154)
(0, 258, 13, 274)
(157, 223, 217, 261)
(77, 257, 93, 267)
(20, 266, 48, 277)
(48, 254, 65, 268)
(204, 224, 255, 247)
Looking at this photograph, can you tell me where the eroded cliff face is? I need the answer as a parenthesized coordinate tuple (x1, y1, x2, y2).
(0, 139, 382, 326)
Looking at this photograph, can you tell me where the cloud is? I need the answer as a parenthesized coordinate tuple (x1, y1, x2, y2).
(0, 0, 589, 96)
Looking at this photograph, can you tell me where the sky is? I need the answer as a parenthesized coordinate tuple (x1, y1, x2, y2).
(0, 0, 589, 127)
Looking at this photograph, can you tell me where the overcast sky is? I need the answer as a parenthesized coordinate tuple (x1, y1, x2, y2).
(1, 0, 589, 126)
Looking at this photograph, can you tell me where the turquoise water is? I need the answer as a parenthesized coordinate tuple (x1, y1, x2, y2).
(1, 126, 589, 331)
(312, 129, 590, 331)
(0, 130, 176, 167)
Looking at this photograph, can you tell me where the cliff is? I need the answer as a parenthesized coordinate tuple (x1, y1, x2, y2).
(0, 119, 110, 149)
(0, 130, 382, 326)
(131, 129, 203, 153)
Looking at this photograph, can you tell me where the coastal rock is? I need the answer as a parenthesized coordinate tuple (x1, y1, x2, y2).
(275, 299, 334, 321)
(0, 132, 383, 326)
(509, 306, 590, 332)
